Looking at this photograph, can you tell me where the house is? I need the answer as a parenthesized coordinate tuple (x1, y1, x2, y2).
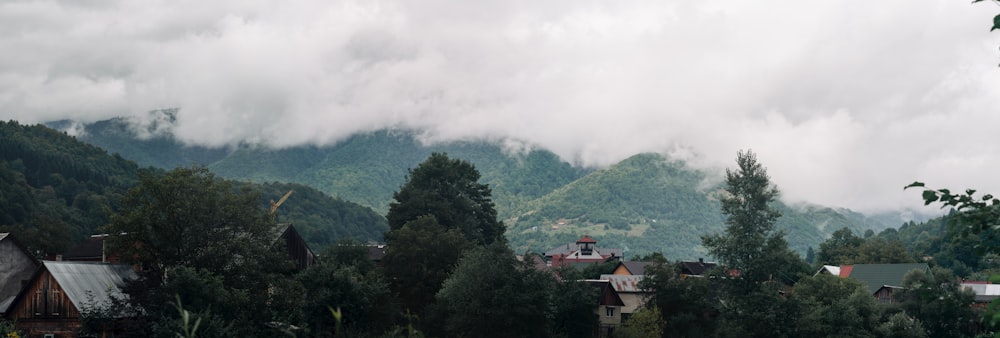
(274, 224, 318, 270)
(611, 261, 654, 276)
(814, 265, 841, 276)
(599, 274, 650, 322)
(679, 258, 717, 278)
(5, 261, 137, 337)
(961, 282, 1000, 307)
(545, 236, 622, 268)
(839, 263, 930, 303)
(585, 279, 626, 338)
(0, 233, 39, 316)
(367, 244, 386, 267)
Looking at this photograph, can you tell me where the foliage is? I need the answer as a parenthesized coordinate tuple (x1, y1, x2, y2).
(387, 152, 504, 245)
(897, 267, 977, 338)
(433, 243, 555, 337)
(0, 319, 21, 338)
(0, 120, 139, 256)
(817, 227, 915, 266)
(102, 167, 290, 337)
(549, 277, 600, 338)
(792, 274, 882, 337)
(641, 262, 718, 337)
(615, 308, 664, 338)
(257, 181, 388, 250)
(382, 215, 470, 316)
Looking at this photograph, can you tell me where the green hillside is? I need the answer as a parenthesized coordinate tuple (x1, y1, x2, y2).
(2, 121, 387, 255)
(505, 153, 881, 259)
(55, 116, 907, 259)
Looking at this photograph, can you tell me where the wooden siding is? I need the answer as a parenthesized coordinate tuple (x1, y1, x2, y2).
(9, 270, 79, 320)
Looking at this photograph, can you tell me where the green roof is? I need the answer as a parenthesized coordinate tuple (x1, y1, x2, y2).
(845, 263, 929, 294)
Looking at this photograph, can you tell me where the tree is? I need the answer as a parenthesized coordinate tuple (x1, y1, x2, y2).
(702, 150, 804, 287)
(896, 267, 977, 338)
(700, 150, 807, 337)
(433, 243, 554, 337)
(103, 166, 288, 337)
(382, 215, 469, 316)
(817, 227, 865, 265)
(386, 152, 504, 245)
(792, 274, 882, 337)
(641, 262, 718, 337)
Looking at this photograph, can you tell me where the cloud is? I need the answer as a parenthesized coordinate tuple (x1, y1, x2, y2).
(1, 0, 998, 213)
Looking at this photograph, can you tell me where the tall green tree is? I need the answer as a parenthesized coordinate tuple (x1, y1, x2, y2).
(897, 267, 977, 338)
(103, 166, 288, 337)
(382, 153, 504, 319)
(386, 152, 504, 245)
(700, 150, 806, 337)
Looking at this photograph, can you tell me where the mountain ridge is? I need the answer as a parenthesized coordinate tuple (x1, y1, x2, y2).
(57, 115, 918, 258)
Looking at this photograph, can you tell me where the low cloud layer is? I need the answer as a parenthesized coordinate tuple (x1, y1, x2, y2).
(2, 0, 998, 213)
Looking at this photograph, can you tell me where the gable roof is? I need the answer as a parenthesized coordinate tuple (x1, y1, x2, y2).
(961, 283, 1000, 302)
(45, 261, 137, 309)
(9, 261, 138, 317)
(600, 274, 646, 293)
(841, 263, 930, 294)
(585, 280, 626, 306)
(814, 265, 841, 276)
(617, 261, 653, 276)
(680, 260, 717, 276)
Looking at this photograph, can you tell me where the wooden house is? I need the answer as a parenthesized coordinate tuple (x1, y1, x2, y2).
(275, 224, 318, 270)
(5, 261, 137, 337)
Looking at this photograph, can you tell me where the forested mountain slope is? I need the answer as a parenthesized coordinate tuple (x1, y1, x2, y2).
(1, 121, 387, 255)
(57, 116, 906, 258)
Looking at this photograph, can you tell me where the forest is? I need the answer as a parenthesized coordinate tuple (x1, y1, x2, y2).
(2, 126, 999, 337)
(65, 114, 909, 258)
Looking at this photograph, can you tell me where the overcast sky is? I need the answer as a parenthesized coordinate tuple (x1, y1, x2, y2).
(1, 0, 998, 214)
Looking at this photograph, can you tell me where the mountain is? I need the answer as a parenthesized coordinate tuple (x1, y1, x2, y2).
(57, 115, 904, 258)
(2, 120, 386, 255)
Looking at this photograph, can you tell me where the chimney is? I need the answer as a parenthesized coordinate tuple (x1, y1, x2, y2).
(698, 257, 704, 264)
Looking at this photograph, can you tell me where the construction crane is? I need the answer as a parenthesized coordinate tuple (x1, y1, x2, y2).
(270, 190, 294, 215)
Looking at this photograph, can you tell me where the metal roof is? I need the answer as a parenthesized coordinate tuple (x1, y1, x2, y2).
(43, 261, 137, 310)
(961, 283, 1000, 302)
(600, 274, 646, 293)
(842, 263, 929, 294)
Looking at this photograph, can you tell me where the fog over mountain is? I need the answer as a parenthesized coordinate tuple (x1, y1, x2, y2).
(2, 0, 998, 214)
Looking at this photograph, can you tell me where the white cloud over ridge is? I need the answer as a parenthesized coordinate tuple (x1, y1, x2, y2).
(1, 0, 998, 213)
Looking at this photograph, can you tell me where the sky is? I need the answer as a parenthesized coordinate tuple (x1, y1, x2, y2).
(1, 0, 998, 214)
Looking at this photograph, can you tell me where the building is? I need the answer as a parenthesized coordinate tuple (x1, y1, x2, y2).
(5, 261, 137, 337)
(0, 233, 39, 316)
(611, 261, 654, 276)
(545, 236, 622, 268)
(585, 279, 626, 338)
(599, 274, 650, 322)
(274, 224, 318, 270)
(679, 258, 717, 278)
(839, 263, 931, 303)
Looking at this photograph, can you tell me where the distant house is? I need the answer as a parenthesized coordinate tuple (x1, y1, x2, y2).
(839, 263, 930, 303)
(585, 279, 626, 338)
(611, 261, 654, 276)
(367, 244, 387, 267)
(814, 265, 841, 276)
(274, 224, 318, 270)
(5, 261, 137, 337)
(545, 236, 622, 268)
(599, 274, 650, 322)
(961, 282, 1000, 307)
(0, 233, 39, 316)
(679, 258, 717, 278)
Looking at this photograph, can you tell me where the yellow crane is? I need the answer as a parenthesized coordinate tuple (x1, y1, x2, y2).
(270, 190, 294, 215)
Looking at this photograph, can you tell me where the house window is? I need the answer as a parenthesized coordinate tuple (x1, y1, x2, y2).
(606, 306, 615, 317)
(50, 289, 63, 316)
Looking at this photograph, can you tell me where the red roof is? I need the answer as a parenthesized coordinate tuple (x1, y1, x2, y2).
(576, 235, 597, 244)
(839, 265, 854, 278)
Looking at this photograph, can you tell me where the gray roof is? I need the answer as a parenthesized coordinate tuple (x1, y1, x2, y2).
(845, 263, 929, 294)
(544, 242, 623, 258)
(44, 261, 137, 310)
(961, 283, 1000, 302)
